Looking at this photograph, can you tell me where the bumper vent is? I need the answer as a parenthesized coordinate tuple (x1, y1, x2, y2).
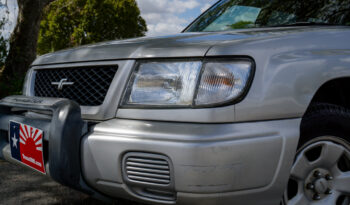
(34, 66, 118, 106)
(123, 153, 172, 187)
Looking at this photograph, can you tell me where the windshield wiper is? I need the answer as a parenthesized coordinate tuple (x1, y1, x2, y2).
(270, 22, 340, 27)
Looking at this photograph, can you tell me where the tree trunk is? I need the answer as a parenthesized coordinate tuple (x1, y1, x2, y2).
(2, 0, 53, 81)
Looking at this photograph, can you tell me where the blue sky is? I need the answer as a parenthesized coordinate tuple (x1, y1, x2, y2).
(136, 0, 218, 36)
(0, 0, 218, 38)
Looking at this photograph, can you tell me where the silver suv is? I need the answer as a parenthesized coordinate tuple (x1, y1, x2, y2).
(1, 0, 350, 205)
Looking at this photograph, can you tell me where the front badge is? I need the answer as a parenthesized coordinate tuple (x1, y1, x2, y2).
(9, 121, 46, 174)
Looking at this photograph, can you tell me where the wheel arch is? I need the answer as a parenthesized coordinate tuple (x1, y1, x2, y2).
(300, 77, 350, 138)
(306, 77, 350, 113)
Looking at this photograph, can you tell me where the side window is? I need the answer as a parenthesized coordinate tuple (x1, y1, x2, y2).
(266, 11, 296, 26)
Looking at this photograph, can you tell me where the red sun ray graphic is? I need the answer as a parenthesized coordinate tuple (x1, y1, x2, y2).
(17, 124, 45, 173)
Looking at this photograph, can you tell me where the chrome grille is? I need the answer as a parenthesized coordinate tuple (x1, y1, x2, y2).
(124, 153, 171, 186)
(34, 66, 118, 106)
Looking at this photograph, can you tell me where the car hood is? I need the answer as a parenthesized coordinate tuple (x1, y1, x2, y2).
(32, 26, 344, 66)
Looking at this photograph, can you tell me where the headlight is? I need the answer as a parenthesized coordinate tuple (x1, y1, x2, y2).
(122, 59, 253, 108)
(124, 61, 202, 106)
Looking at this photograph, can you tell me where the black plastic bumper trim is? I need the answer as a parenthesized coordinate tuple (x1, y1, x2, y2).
(0, 96, 90, 193)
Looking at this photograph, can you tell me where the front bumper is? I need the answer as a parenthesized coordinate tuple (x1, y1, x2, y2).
(0, 96, 301, 205)
(0, 96, 103, 199)
(82, 118, 301, 205)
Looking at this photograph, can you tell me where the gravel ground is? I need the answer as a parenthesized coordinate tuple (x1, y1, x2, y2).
(0, 160, 144, 205)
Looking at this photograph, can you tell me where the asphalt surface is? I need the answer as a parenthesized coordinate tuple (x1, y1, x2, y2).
(0, 160, 144, 205)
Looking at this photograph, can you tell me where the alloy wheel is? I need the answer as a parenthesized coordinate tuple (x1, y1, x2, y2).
(284, 137, 350, 205)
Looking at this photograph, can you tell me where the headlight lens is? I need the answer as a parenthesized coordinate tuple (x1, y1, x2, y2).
(124, 61, 202, 106)
(123, 59, 253, 108)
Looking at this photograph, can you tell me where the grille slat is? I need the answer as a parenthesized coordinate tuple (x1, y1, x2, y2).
(124, 154, 171, 186)
(126, 161, 169, 170)
(126, 166, 170, 175)
(127, 157, 169, 165)
(127, 171, 171, 179)
(128, 175, 170, 184)
(34, 66, 118, 106)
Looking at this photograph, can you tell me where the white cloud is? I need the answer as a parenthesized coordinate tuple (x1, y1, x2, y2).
(201, 3, 212, 13)
(140, 11, 189, 36)
(136, 0, 216, 36)
(137, 0, 200, 14)
(167, 0, 200, 13)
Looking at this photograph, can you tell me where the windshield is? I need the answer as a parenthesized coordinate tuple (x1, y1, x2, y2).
(185, 0, 350, 32)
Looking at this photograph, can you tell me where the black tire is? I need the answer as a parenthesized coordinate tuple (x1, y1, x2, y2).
(300, 103, 350, 146)
(283, 103, 350, 205)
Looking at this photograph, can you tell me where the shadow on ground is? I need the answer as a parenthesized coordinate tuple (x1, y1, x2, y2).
(0, 160, 145, 205)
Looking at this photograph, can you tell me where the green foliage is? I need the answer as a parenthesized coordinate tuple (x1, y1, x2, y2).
(0, 17, 17, 97)
(230, 21, 254, 29)
(0, 74, 24, 97)
(38, 0, 147, 55)
(0, 17, 8, 69)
